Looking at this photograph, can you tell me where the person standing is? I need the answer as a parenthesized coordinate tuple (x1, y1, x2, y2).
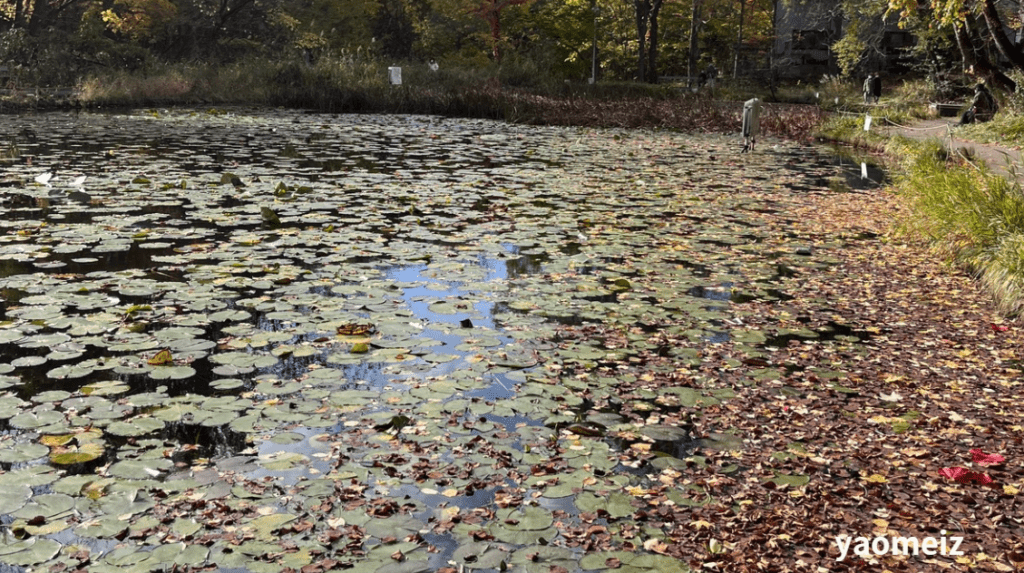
(870, 73, 882, 104)
(863, 73, 873, 104)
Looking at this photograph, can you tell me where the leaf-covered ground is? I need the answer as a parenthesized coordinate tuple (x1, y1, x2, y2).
(551, 187, 1024, 571)
(0, 109, 1019, 573)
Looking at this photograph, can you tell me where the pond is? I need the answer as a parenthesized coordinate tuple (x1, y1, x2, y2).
(0, 108, 881, 572)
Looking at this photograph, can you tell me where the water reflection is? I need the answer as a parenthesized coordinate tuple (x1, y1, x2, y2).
(0, 109, 890, 572)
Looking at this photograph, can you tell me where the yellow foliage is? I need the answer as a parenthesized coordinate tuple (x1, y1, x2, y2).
(102, 0, 178, 40)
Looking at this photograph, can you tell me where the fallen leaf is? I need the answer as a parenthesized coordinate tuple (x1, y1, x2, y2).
(970, 449, 1005, 466)
(939, 467, 993, 485)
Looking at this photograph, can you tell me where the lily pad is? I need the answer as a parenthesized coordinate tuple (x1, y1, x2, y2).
(49, 441, 105, 465)
(107, 458, 173, 480)
(0, 538, 62, 566)
(0, 441, 50, 463)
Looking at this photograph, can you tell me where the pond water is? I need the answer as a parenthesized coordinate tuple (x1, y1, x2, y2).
(0, 108, 881, 572)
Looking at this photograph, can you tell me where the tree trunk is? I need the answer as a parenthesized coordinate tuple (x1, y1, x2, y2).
(645, 0, 662, 83)
(590, 0, 598, 82)
(687, 0, 702, 87)
(954, 20, 1015, 91)
(979, 0, 1024, 73)
(13, 0, 26, 29)
(733, 0, 745, 78)
(492, 10, 502, 60)
(26, 0, 57, 35)
(214, 0, 255, 41)
(472, 0, 530, 63)
(634, 0, 649, 82)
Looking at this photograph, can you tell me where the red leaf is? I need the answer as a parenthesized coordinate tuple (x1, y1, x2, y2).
(991, 323, 1009, 332)
(970, 449, 1005, 466)
(939, 467, 993, 485)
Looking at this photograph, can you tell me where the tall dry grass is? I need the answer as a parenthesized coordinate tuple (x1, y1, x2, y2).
(890, 136, 1024, 314)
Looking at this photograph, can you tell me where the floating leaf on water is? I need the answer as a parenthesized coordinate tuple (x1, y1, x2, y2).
(147, 349, 174, 365)
(364, 513, 426, 540)
(375, 559, 433, 573)
(106, 417, 165, 437)
(452, 542, 508, 570)
(257, 451, 309, 471)
(0, 538, 62, 566)
(261, 206, 280, 226)
(148, 365, 196, 380)
(0, 442, 49, 463)
(107, 458, 173, 480)
(9, 410, 66, 430)
(11, 355, 47, 368)
(245, 513, 297, 541)
(698, 432, 745, 451)
(211, 378, 245, 391)
(639, 424, 689, 442)
(49, 441, 105, 465)
(11, 492, 75, 520)
(32, 390, 72, 403)
(337, 323, 375, 336)
(0, 483, 33, 513)
(768, 473, 811, 488)
(579, 551, 689, 572)
(81, 380, 131, 396)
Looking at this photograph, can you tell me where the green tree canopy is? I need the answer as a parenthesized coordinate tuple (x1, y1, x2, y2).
(886, 0, 1024, 89)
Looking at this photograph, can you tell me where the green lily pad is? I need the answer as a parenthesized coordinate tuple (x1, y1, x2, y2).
(640, 424, 690, 442)
(81, 380, 132, 396)
(452, 542, 508, 569)
(767, 473, 810, 488)
(0, 483, 33, 513)
(49, 441, 105, 465)
(0, 538, 62, 566)
(106, 417, 165, 437)
(0, 441, 49, 463)
(107, 458, 173, 479)
(148, 365, 197, 380)
(11, 493, 76, 519)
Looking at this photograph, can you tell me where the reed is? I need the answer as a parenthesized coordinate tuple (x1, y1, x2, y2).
(70, 56, 825, 141)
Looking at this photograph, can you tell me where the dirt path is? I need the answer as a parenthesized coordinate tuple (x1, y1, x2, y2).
(879, 116, 1024, 182)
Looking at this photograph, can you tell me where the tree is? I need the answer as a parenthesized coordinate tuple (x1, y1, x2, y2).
(374, 0, 416, 59)
(632, 0, 664, 82)
(0, 0, 90, 35)
(687, 0, 700, 83)
(526, 0, 597, 79)
(829, 0, 888, 76)
(472, 0, 532, 61)
(886, 0, 1023, 90)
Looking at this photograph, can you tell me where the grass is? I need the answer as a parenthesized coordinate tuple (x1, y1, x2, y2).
(886, 135, 1024, 314)
(815, 75, 1024, 315)
(952, 113, 1024, 147)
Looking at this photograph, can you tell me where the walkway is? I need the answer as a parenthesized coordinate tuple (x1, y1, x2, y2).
(880, 116, 1024, 183)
